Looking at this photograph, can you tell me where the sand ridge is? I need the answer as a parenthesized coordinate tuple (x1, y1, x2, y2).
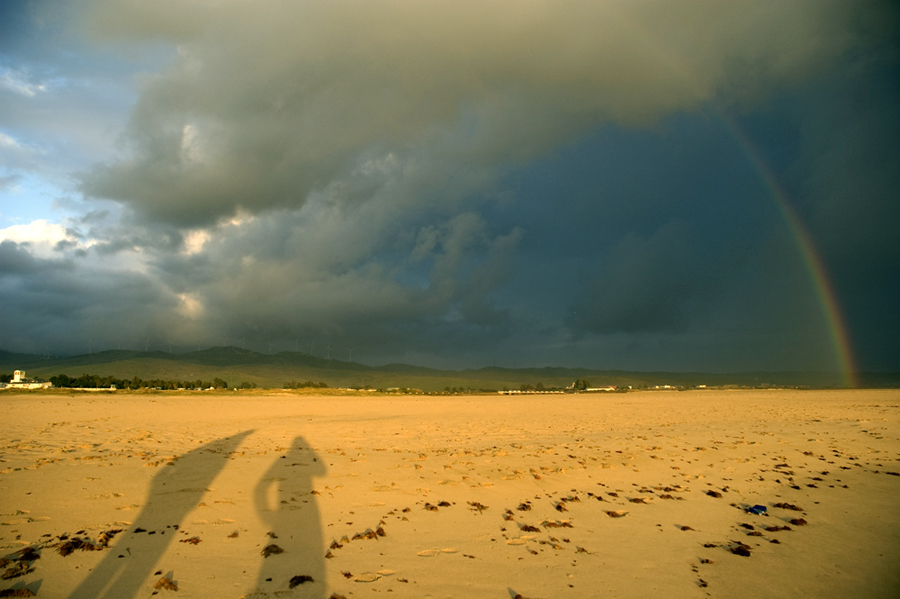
(1, 390, 899, 598)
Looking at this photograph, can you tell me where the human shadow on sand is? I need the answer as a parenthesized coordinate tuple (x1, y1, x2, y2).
(247, 436, 326, 598)
(67, 430, 253, 599)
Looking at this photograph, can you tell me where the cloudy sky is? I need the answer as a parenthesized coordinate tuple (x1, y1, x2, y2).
(1, 0, 898, 377)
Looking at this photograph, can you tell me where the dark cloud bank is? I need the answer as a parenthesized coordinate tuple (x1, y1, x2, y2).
(1, 0, 898, 374)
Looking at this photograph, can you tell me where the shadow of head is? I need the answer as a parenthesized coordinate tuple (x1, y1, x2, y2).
(276, 436, 327, 476)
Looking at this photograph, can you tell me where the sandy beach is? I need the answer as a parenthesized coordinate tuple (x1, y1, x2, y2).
(1, 389, 898, 598)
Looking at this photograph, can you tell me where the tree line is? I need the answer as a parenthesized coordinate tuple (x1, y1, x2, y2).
(283, 380, 329, 389)
(48, 373, 230, 390)
(4, 373, 332, 390)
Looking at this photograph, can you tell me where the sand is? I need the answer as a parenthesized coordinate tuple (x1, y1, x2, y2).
(1, 389, 899, 598)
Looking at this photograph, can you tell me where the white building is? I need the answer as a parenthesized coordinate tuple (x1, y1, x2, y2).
(2, 370, 52, 390)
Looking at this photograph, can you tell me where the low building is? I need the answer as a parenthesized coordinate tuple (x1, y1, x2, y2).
(2, 370, 52, 390)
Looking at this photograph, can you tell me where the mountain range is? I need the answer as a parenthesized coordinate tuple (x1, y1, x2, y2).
(2, 347, 897, 392)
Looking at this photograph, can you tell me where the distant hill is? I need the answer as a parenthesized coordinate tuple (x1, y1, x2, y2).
(1, 347, 896, 391)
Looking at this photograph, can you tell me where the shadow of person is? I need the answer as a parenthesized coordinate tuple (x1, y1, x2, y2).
(249, 436, 327, 598)
(67, 430, 253, 599)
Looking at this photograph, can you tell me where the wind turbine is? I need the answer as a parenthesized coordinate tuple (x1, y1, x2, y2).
(347, 347, 355, 363)
(88, 338, 93, 355)
(326, 342, 331, 360)
(294, 338, 300, 353)
(268, 342, 274, 355)
(145, 338, 150, 352)
(308, 341, 315, 356)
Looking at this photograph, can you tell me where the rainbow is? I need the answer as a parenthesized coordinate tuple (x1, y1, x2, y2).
(609, 10, 858, 385)
(722, 119, 858, 387)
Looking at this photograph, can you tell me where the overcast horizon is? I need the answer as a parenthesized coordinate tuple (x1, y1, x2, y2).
(2, 1, 898, 378)
(6, 342, 896, 378)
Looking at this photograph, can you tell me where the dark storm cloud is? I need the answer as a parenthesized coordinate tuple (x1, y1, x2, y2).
(2, 0, 897, 372)
(0, 240, 179, 354)
(0, 239, 47, 274)
(567, 219, 713, 334)
(135, 203, 524, 354)
(787, 48, 900, 371)
(78, 0, 861, 226)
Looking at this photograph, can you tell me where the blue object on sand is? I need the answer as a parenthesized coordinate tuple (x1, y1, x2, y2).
(747, 504, 767, 515)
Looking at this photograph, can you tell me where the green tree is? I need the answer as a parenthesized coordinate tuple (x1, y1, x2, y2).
(573, 379, 591, 391)
(50, 374, 73, 387)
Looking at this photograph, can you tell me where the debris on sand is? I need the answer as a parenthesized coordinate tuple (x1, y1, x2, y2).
(289, 575, 314, 588)
(55, 529, 122, 555)
(154, 576, 178, 591)
(10, 549, 39, 564)
(773, 503, 803, 511)
(1, 562, 35, 581)
(706, 490, 722, 498)
(789, 518, 808, 526)
(179, 537, 201, 545)
(97, 529, 123, 547)
(261, 544, 284, 557)
(56, 538, 99, 556)
(0, 588, 36, 597)
(606, 510, 628, 518)
(730, 544, 751, 557)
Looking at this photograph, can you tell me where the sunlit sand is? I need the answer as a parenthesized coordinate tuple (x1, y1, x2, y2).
(1, 390, 899, 598)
